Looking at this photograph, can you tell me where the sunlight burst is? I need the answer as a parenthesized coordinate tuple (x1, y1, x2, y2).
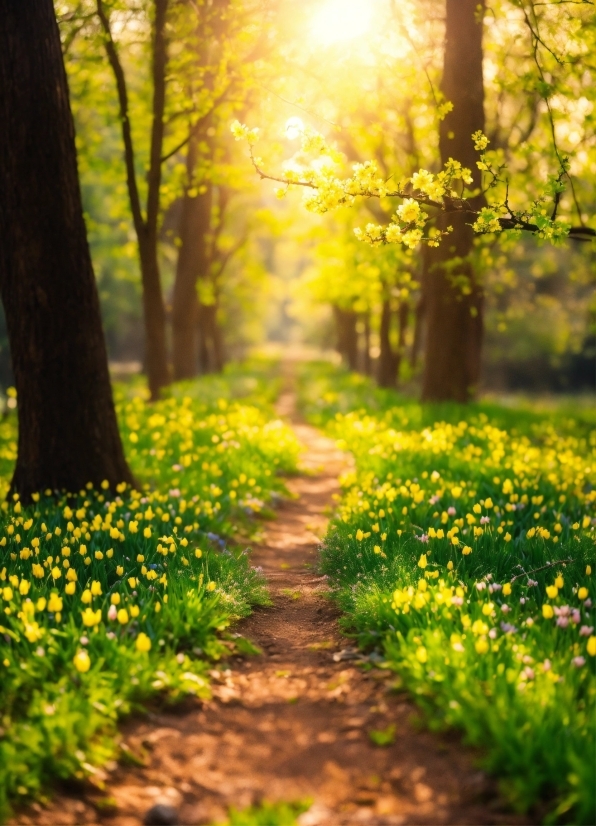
(310, 0, 374, 47)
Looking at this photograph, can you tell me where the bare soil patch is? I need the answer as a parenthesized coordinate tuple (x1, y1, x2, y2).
(19, 390, 528, 826)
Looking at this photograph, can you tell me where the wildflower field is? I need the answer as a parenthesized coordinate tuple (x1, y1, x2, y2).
(300, 362, 596, 823)
(0, 361, 299, 818)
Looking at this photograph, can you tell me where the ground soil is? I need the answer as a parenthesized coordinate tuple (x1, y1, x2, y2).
(18, 388, 529, 826)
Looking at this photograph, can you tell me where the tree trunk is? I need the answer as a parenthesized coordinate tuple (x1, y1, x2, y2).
(0, 0, 134, 501)
(421, 0, 486, 402)
(96, 0, 170, 400)
(377, 299, 397, 388)
(333, 306, 359, 371)
(362, 313, 372, 376)
(197, 301, 224, 374)
(172, 185, 212, 379)
(394, 300, 409, 382)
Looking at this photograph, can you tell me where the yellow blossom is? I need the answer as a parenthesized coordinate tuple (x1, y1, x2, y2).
(135, 632, 151, 652)
(73, 650, 91, 673)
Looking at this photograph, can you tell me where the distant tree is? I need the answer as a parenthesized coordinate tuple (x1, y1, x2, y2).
(95, 0, 171, 400)
(0, 0, 134, 501)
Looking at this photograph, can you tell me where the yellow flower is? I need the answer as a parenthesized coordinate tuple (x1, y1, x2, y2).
(554, 575, 564, 589)
(482, 602, 494, 616)
(502, 583, 512, 596)
(36, 597, 46, 611)
(504, 533, 511, 542)
(546, 585, 558, 599)
(135, 632, 151, 652)
(130, 605, 140, 617)
(194, 549, 202, 558)
(73, 650, 91, 673)
(415, 646, 427, 663)
(65, 582, 76, 595)
(32, 564, 44, 579)
(2, 587, 13, 602)
(475, 638, 489, 654)
(110, 593, 121, 605)
(19, 580, 30, 595)
(81, 589, 92, 604)
(137, 554, 145, 563)
(417, 554, 427, 569)
(578, 587, 589, 600)
(587, 636, 596, 657)
(94, 551, 103, 560)
(586, 565, 592, 576)
(81, 607, 101, 627)
(451, 536, 460, 546)
(542, 604, 554, 619)
(143, 527, 151, 539)
(356, 529, 364, 541)
(128, 577, 137, 588)
(24, 622, 44, 643)
(116, 566, 124, 576)
(447, 561, 454, 571)
(207, 581, 216, 592)
(90, 581, 102, 596)
(484, 498, 493, 509)
(117, 608, 129, 624)
(462, 545, 472, 555)
(51, 567, 61, 580)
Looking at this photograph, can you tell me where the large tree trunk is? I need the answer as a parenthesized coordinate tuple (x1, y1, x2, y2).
(421, 0, 486, 402)
(172, 184, 213, 379)
(0, 0, 134, 501)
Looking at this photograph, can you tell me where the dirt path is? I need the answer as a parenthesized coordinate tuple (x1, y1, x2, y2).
(22, 390, 526, 826)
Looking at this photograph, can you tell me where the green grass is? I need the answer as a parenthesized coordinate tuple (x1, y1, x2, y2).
(0, 359, 300, 819)
(299, 361, 596, 824)
(217, 800, 311, 825)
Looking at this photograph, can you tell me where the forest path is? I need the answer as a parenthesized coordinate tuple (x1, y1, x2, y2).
(25, 374, 525, 826)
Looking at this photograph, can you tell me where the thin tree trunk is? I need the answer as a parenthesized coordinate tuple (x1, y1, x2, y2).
(96, 0, 170, 400)
(0, 0, 134, 501)
(421, 0, 486, 402)
(362, 312, 372, 376)
(172, 180, 213, 379)
(378, 299, 397, 388)
(211, 303, 225, 372)
(333, 305, 358, 370)
(394, 300, 409, 383)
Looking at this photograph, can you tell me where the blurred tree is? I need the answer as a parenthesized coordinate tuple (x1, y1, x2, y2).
(0, 0, 133, 500)
(95, 0, 171, 399)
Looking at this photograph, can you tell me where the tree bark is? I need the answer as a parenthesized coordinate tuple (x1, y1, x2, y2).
(96, 0, 170, 400)
(0, 0, 134, 501)
(421, 0, 486, 402)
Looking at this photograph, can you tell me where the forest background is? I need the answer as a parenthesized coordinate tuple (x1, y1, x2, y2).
(1, 0, 593, 401)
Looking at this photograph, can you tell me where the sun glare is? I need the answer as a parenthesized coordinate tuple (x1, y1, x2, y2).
(310, 0, 374, 47)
